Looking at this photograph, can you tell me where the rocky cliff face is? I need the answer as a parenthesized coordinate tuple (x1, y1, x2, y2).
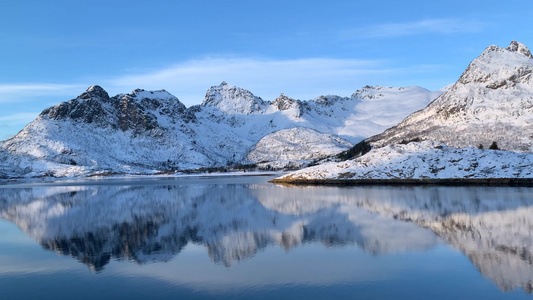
(41, 86, 193, 133)
(367, 41, 533, 152)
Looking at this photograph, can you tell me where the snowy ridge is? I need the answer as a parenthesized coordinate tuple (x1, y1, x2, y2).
(277, 141, 533, 181)
(0, 82, 438, 178)
(368, 41, 533, 152)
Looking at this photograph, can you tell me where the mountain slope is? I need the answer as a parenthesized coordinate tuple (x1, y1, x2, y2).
(275, 141, 533, 182)
(0, 87, 213, 177)
(0, 82, 438, 177)
(367, 41, 533, 152)
(246, 127, 353, 169)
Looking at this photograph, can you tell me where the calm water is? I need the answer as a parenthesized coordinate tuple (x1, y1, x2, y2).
(1, 174, 532, 299)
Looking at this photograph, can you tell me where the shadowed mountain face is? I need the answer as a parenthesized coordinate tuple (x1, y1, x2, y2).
(1, 179, 533, 293)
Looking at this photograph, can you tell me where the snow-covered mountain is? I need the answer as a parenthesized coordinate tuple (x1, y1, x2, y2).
(0, 82, 438, 177)
(275, 42, 533, 183)
(274, 140, 533, 182)
(367, 41, 533, 152)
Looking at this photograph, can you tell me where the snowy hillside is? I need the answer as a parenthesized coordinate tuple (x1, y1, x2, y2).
(246, 127, 352, 169)
(0, 82, 437, 178)
(367, 41, 533, 152)
(275, 141, 533, 182)
(0, 86, 213, 177)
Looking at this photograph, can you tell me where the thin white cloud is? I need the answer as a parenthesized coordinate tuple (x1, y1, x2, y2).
(0, 56, 446, 140)
(0, 112, 40, 123)
(0, 84, 87, 103)
(0, 112, 41, 140)
(342, 18, 485, 39)
(0, 57, 445, 109)
(0, 83, 85, 93)
(107, 57, 388, 105)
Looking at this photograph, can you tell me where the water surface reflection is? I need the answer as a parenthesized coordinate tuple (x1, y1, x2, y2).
(1, 177, 532, 294)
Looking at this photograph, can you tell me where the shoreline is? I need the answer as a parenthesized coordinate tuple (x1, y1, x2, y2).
(0, 171, 284, 187)
(269, 177, 533, 187)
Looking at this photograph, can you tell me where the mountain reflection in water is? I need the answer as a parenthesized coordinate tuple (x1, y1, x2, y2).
(0, 178, 532, 293)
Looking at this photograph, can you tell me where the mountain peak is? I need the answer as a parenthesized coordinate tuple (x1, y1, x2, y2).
(457, 41, 533, 86)
(273, 93, 298, 111)
(87, 85, 105, 92)
(506, 41, 532, 58)
(129, 88, 178, 102)
(202, 83, 267, 114)
(367, 41, 533, 152)
(40, 85, 110, 123)
(83, 85, 109, 100)
(275, 93, 292, 101)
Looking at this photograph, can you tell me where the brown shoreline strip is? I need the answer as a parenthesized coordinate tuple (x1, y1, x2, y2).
(269, 178, 533, 187)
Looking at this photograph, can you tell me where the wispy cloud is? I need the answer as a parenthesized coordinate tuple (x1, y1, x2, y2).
(107, 57, 387, 105)
(342, 18, 485, 39)
(0, 83, 87, 103)
(0, 83, 85, 93)
(0, 56, 446, 140)
(0, 112, 40, 123)
(0, 56, 445, 108)
(0, 112, 41, 140)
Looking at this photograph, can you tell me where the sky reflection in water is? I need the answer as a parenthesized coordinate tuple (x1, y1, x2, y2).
(0, 175, 532, 299)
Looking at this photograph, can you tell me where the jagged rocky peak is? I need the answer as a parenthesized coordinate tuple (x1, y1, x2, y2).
(312, 95, 348, 106)
(80, 85, 110, 101)
(38, 84, 191, 132)
(272, 93, 308, 117)
(40, 85, 110, 123)
(272, 93, 298, 110)
(459, 41, 533, 86)
(202, 81, 267, 114)
(507, 40, 533, 58)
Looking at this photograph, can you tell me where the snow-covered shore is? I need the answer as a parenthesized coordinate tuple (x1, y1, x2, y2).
(273, 141, 533, 184)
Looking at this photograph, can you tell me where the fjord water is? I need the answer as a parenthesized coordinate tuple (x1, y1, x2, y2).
(1, 175, 532, 299)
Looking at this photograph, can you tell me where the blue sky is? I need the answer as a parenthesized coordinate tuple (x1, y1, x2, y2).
(1, 0, 532, 140)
